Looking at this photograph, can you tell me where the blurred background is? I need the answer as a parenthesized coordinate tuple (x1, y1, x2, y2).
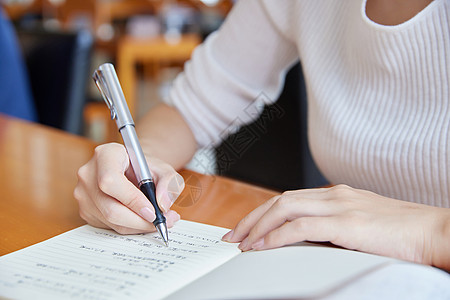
(1, 0, 328, 191)
(1, 0, 233, 143)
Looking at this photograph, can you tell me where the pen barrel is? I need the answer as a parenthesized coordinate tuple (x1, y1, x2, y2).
(140, 180, 166, 226)
(120, 125, 152, 183)
(95, 63, 134, 129)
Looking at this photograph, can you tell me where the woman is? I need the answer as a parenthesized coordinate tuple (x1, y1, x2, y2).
(74, 0, 450, 271)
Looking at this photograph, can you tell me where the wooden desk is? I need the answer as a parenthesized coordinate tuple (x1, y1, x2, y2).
(0, 115, 277, 256)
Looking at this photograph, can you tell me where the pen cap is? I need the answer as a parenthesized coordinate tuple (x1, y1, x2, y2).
(93, 63, 134, 129)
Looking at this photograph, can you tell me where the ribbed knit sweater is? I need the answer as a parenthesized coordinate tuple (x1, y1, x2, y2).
(168, 0, 450, 207)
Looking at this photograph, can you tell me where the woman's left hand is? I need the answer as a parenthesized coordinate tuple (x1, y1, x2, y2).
(222, 185, 450, 269)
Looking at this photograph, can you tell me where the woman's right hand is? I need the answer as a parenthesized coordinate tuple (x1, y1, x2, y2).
(74, 142, 184, 234)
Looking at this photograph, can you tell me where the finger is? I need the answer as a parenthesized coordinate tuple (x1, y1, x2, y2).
(165, 210, 181, 228)
(80, 188, 180, 234)
(93, 192, 158, 230)
(95, 143, 131, 175)
(96, 153, 159, 226)
(104, 209, 181, 235)
(95, 144, 183, 228)
(223, 188, 341, 243)
(74, 169, 111, 229)
(249, 217, 339, 251)
(75, 183, 145, 234)
(90, 192, 181, 234)
(223, 195, 281, 243)
(280, 187, 333, 199)
(240, 196, 345, 250)
(76, 160, 158, 231)
(155, 172, 185, 212)
(78, 201, 110, 230)
(106, 209, 181, 235)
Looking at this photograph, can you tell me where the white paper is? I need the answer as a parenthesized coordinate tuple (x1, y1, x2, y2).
(165, 243, 397, 299)
(166, 244, 450, 300)
(2, 220, 448, 300)
(324, 263, 450, 300)
(0, 220, 240, 300)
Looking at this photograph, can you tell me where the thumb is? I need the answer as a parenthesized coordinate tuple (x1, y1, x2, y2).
(155, 172, 185, 212)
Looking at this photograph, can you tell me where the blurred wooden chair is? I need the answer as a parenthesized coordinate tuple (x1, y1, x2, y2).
(56, 0, 162, 31)
(117, 33, 201, 114)
(83, 33, 200, 143)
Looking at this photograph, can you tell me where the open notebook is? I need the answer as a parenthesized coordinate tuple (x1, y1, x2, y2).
(0, 220, 448, 300)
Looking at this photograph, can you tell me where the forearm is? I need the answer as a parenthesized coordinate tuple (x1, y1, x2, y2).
(432, 208, 450, 271)
(136, 103, 198, 170)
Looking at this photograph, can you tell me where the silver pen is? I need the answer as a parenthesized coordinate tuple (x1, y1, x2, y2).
(93, 63, 169, 246)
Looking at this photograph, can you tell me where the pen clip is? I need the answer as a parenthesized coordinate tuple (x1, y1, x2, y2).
(92, 63, 134, 129)
(93, 69, 117, 120)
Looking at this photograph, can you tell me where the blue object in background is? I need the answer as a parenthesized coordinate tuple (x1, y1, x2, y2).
(0, 8, 37, 122)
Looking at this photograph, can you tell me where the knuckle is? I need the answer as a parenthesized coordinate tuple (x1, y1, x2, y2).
(281, 190, 295, 197)
(266, 195, 280, 206)
(236, 214, 255, 234)
(274, 195, 293, 209)
(328, 184, 354, 199)
(76, 164, 89, 181)
(331, 184, 351, 191)
(94, 143, 124, 159)
(238, 214, 252, 228)
(93, 144, 107, 158)
(95, 143, 115, 153)
(73, 186, 83, 202)
(97, 173, 116, 194)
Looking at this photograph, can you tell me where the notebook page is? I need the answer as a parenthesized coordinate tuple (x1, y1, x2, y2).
(0, 220, 241, 300)
(165, 243, 398, 299)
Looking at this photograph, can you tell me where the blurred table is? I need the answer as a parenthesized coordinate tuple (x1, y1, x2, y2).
(0, 114, 277, 255)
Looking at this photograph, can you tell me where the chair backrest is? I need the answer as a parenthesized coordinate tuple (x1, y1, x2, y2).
(17, 26, 93, 135)
(0, 9, 37, 122)
(215, 63, 328, 191)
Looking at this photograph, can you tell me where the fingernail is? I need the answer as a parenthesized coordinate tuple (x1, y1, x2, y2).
(238, 237, 249, 251)
(139, 207, 155, 223)
(167, 211, 181, 228)
(251, 238, 265, 250)
(222, 230, 234, 242)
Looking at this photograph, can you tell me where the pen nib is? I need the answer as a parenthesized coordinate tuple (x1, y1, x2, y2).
(155, 223, 169, 247)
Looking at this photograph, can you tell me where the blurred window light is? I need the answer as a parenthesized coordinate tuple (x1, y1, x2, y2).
(200, 0, 220, 7)
(47, 0, 65, 5)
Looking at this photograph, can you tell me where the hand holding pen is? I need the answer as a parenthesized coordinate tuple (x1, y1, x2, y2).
(73, 63, 182, 241)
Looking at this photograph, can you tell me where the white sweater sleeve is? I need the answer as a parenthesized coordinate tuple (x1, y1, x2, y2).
(167, 0, 299, 148)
